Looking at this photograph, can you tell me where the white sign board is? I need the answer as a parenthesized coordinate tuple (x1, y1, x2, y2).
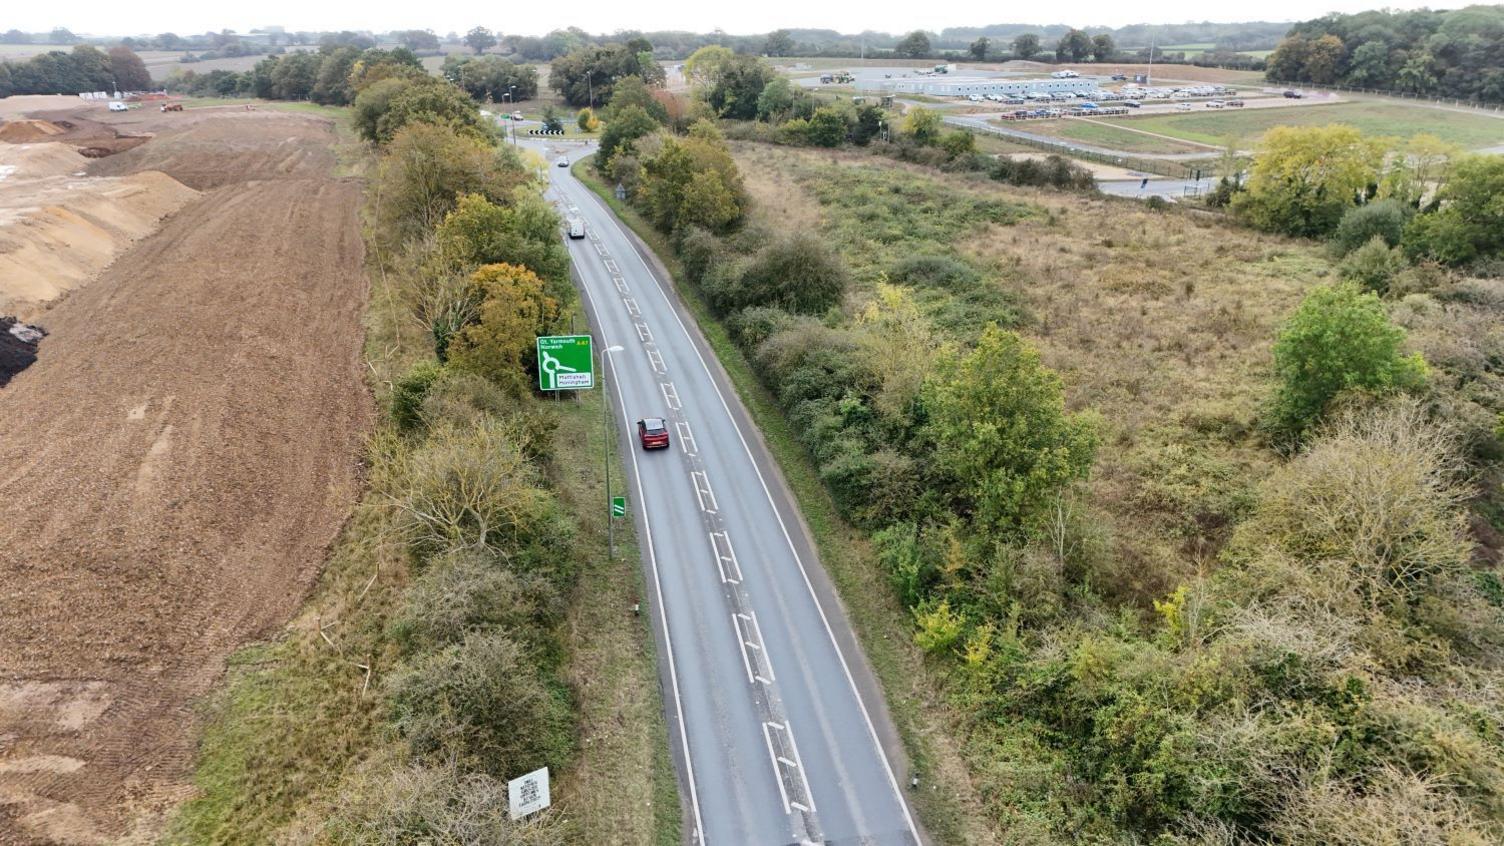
(508, 766, 551, 820)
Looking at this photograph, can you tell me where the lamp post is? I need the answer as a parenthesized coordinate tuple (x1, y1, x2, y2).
(601, 344, 624, 558)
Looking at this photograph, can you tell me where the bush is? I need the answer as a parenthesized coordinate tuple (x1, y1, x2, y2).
(393, 419, 564, 558)
(1266, 283, 1427, 441)
(734, 233, 849, 314)
(390, 360, 444, 432)
(939, 130, 976, 158)
(445, 263, 562, 396)
(317, 764, 567, 845)
(726, 306, 801, 349)
(676, 226, 722, 286)
(1330, 199, 1413, 257)
(389, 548, 558, 654)
(888, 253, 979, 289)
(1339, 236, 1408, 295)
(385, 631, 574, 777)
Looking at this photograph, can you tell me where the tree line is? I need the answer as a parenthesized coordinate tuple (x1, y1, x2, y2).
(0, 45, 151, 96)
(1267, 5, 1504, 102)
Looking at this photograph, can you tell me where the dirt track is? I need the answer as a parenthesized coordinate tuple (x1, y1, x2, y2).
(0, 107, 371, 844)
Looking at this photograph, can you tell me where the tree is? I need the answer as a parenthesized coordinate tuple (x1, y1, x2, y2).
(50, 28, 80, 45)
(1267, 282, 1426, 440)
(605, 74, 667, 122)
(372, 123, 526, 242)
(1329, 199, 1413, 256)
(576, 107, 599, 132)
(924, 326, 1097, 538)
(1012, 33, 1042, 61)
(705, 55, 773, 120)
(107, 47, 151, 91)
(764, 29, 794, 57)
(1232, 125, 1384, 237)
(464, 26, 497, 55)
(397, 29, 441, 52)
(1401, 155, 1504, 265)
(969, 37, 990, 61)
(550, 43, 658, 107)
(1056, 29, 1092, 62)
(755, 76, 801, 121)
(434, 193, 568, 286)
(1303, 34, 1346, 84)
(447, 263, 561, 395)
(371, 78, 487, 144)
(683, 45, 733, 87)
(1090, 34, 1115, 62)
(598, 104, 659, 166)
(442, 55, 538, 102)
(903, 107, 942, 144)
(895, 31, 931, 59)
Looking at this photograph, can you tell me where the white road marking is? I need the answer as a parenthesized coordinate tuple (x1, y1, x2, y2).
(594, 241, 608, 256)
(690, 470, 717, 514)
(595, 186, 920, 838)
(604, 258, 620, 274)
(635, 322, 653, 342)
(647, 348, 666, 374)
(709, 530, 744, 585)
(624, 297, 640, 317)
(660, 381, 680, 410)
(731, 609, 774, 684)
(763, 720, 816, 816)
(613, 275, 629, 294)
(676, 420, 697, 456)
(571, 252, 707, 844)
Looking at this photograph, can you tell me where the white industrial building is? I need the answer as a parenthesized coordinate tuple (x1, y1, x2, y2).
(885, 76, 1095, 97)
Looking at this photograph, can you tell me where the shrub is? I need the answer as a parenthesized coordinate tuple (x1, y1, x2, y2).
(318, 764, 567, 845)
(388, 547, 554, 653)
(393, 419, 562, 558)
(1339, 236, 1407, 295)
(1266, 283, 1427, 441)
(390, 360, 444, 432)
(913, 599, 965, 653)
(735, 233, 849, 314)
(939, 130, 976, 158)
(1402, 155, 1504, 266)
(385, 631, 574, 777)
(676, 225, 721, 286)
(802, 107, 848, 147)
(888, 253, 979, 289)
(1329, 199, 1413, 257)
(726, 305, 801, 350)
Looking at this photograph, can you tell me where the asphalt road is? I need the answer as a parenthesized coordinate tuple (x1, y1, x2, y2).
(534, 141, 922, 846)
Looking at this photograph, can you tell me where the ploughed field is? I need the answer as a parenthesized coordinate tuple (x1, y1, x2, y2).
(0, 105, 371, 844)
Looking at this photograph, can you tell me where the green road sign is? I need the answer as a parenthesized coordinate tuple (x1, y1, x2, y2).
(611, 496, 627, 518)
(536, 334, 594, 391)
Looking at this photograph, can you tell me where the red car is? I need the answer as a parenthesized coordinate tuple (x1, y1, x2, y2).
(637, 417, 670, 450)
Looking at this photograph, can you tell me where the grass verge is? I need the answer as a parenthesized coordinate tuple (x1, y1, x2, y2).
(574, 157, 997, 845)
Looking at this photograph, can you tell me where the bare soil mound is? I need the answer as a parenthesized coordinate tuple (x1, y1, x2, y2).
(0, 171, 199, 319)
(0, 120, 63, 143)
(0, 143, 89, 180)
(0, 107, 371, 845)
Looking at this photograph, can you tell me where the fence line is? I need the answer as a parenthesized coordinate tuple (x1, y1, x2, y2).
(965, 122, 1197, 178)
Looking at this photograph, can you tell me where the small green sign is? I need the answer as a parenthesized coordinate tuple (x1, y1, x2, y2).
(536, 335, 594, 391)
(611, 496, 627, 518)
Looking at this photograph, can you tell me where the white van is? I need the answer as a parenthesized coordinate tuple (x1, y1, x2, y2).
(567, 216, 585, 239)
(107, 101, 128, 112)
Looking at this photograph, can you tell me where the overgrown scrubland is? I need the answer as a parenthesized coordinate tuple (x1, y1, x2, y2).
(594, 123, 1504, 843)
(166, 71, 674, 844)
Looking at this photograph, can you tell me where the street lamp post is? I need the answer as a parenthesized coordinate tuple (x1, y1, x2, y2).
(601, 344, 624, 558)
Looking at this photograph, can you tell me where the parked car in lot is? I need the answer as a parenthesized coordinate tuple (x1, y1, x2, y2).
(1177, 102, 1194, 111)
(1123, 100, 1141, 108)
(1079, 102, 1099, 110)
(637, 417, 670, 450)
(1206, 100, 1225, 108)
(1226, 99, 1246, 107)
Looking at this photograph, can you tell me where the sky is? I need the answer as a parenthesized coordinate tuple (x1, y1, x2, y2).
(11, 0, 1430, 38)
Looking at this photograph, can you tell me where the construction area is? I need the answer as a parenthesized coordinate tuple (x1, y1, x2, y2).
(0, 97, 371, 844)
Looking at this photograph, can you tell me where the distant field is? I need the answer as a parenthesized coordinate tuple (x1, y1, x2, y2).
(1018, 117, 1211, 154)
(1240, 50, 1275, 59)
(1118, 100, 1504, 150)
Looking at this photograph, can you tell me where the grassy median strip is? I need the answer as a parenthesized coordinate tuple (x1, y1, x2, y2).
(574, 157, 996, 845)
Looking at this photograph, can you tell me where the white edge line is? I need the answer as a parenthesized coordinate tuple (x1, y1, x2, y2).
(576, 256, 708, 844)
(598, 180, 921, 839)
